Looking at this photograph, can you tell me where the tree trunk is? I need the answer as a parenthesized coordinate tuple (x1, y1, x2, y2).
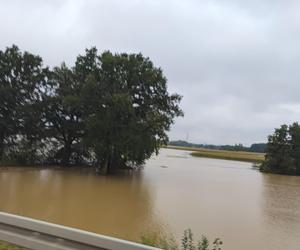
(107, 146, 119, 174)
(99, 159, 109, 175)
(0, 133, 4, 162)
(62, 142, 72, 166)
(0, 144, 3, 162)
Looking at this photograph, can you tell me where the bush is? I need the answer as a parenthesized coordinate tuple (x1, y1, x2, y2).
(141, 229, 222, 250)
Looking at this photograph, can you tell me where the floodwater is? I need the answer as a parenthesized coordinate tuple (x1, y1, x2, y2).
(1, 148, 300, 250)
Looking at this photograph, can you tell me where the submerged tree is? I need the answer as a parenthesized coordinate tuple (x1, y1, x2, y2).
(0, 45, 48, 164)
(260, 122, 300, 175)
(79, 49, 183, 173)
(289, 122, 300, 172)
(0, 45, 183, 173)
(42, 63, 86, 165)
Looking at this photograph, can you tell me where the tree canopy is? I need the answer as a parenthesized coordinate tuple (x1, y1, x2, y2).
(260, 123, 300, 175)
(0, 45, 183, 174)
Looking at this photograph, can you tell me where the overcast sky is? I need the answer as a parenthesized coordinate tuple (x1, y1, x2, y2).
(1, 0, 300, 145)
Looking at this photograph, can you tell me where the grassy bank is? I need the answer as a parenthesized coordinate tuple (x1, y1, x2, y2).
(166, 145, 265, 163)
(0, 241, 28, 250)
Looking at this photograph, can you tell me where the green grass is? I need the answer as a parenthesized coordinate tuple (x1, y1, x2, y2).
(141, 231, 178, 250)
(0, 241, 28, 250)
(166, 145, 265, 163)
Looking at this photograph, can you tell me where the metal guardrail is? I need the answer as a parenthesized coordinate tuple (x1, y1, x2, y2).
(0, 212, 160, 250)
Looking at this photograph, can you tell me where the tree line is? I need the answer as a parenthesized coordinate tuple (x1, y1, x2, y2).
(169, 140, 267, 153)
(0, 45, 183, 174)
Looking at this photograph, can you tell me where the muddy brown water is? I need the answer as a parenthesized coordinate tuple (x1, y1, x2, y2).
(1, 148, 300, 250)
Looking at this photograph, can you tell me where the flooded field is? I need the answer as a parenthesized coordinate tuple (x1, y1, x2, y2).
(1, 148, 300, 249)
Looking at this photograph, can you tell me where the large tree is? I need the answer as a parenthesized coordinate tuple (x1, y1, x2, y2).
(0, 46, 183, 173)
(0, 45, 47, 164)
(41, 63, 86, 165)
(289, 122, 300, 172)
(78, 49, 183, 173)
(261, 123, 300, 175)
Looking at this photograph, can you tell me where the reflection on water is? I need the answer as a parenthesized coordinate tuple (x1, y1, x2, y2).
(261, 174, 300, 250)
(1, 148, 300, 249)
(0, 168, 157, 241)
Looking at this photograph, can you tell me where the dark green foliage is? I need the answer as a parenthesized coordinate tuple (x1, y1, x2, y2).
(41, 63, 86, 165)
(0, 45, 183, 172)
(71, 48, 183, 173)
(289, 123, 300, 172)
(0, 45, 48, 164)
(260, 123, 300, 175)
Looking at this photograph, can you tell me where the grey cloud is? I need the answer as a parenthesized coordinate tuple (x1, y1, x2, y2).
(1, 0, 300, 145)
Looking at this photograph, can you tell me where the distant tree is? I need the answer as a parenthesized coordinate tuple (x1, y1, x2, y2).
(260, 123, 300, 175)
(249, 143, 266, 153)
(169, 141, 267, 153)
(233, 143, 245, 151)
(169, 140, 197, 148)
